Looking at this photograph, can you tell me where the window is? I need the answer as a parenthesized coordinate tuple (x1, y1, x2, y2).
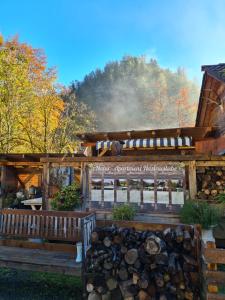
(143, 179, 155, 203)
(116, 179, 127, 202)
(130, 179, 141, 203)
(170, 179, 184, 205)
(91, 178, 102, 202)
(156, 179, 169, 204)
(103, 179, 114, 202)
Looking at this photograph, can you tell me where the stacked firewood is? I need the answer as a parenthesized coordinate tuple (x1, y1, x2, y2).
(197, 167, 225, 200)
(85, 225, 200, 300)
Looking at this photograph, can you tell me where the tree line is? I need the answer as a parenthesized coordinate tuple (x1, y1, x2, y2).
(0, 36, 199, 153)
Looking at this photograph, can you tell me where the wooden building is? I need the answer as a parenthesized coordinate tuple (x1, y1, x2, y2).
(1, 64, 225, 213)
(195, 63, 225, 155)
(0, 154, 81, 209)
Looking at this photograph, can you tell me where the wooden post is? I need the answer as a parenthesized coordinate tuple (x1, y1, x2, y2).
(188, 161, 197, 199)
(0, 166, 6, 208)
(42, 162, 50, 210)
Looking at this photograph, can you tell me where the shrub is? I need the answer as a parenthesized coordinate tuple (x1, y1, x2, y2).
(180, 200, 222, 229)
(112, 204, 136, 221)
(51, 183, 81, 211)
(216, 193, 225, 204)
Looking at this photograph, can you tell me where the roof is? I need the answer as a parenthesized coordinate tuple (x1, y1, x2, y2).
(201, 63, 225, 83)
(77, 126, 218, 143)
(196, 63, 225, 127)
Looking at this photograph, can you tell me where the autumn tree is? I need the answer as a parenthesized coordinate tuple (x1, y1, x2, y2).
(0, 35, 96, 153)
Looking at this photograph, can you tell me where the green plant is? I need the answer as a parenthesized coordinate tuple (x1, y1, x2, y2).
(51, 183, 81, 211)
(216, 193, 225, 204)
(112, 204, 136, 221)
(2, 193, 16, 208)
(180, 200, 222, 229)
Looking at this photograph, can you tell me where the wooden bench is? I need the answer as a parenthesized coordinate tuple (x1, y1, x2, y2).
(0, 209, 96, 275)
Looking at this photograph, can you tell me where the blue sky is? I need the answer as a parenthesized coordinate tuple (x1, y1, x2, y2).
(1, 0, 225, 85)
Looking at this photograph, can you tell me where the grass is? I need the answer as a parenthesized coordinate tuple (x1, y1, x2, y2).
(0, 268, 82, 300)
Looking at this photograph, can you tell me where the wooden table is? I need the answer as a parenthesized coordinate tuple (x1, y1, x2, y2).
(21, 198, 42, 210)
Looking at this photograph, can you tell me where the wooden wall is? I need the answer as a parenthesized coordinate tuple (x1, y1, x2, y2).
(195, 135, 225, 155)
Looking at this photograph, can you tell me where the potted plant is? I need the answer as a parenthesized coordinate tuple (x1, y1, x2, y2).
(51, 183, 81, 211)
(112, 204, 136, 221)
(180, 200, 222, 243)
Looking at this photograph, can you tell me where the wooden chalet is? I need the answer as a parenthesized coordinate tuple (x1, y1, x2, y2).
(0, 64, 225, 214)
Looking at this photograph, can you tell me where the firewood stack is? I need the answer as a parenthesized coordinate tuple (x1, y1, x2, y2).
(197, 166, 225, 200)
(85, 225, 200, 300)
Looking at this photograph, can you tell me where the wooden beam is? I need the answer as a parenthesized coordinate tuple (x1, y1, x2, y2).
(204, 247, 225, 264)
(98, 149, 108, 157)
(196, 161, 225, 167)
(0, 166, 6, 208)
(205, 270, 225, 285)
(41, 154, 225, 163)
(42, 163, 50, 210)
(77, 126, 219, 142)
(188, 161, 197, 199)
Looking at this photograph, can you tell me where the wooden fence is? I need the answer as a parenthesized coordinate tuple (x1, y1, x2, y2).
(203, 241, 225, 300)
(0, 209, 93, 241)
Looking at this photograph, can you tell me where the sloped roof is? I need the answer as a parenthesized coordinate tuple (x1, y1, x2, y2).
(201, 63, 225, 83)
(196, 63, 225, 127)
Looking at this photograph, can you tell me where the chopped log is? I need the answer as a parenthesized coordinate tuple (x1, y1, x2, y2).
(155, 251, 168, 265)
(97, 285, 108, 295)
(119, 280, 135, 299)
(121, 245, 128, 254)
(168, 253, 177, 274)
(111, 288, 123, 300)
(103, 261, 113, 270)
(127, 284, 139, 296)
(125, 249, 138, 265)
(154, 273, 164, 288)
(216, 170, 223, 176)
(88, 291, 101, 300)
(163, 273, 170, 283)
(159, 294, 168, 300)
(137, 290, 151, 300)
(113, 235, 122, 244)
(104, 237, 112, 247)
(132, 272, 139, 284)
(216, 180, 222, 186)
(147, 283, 156, 296)
(102, 291, 112, 300)
(138, 277, 149, 289)
(86, 225, 200, 299)
(211, 189, 218, 196)
(86, 283, 94, 293)
(204, 189, 210, 195)
(144, 235, 165, 255)
(106, 277, 118, 291)
(134, 259, 141, 269)
(118, 267, 129, 281)
(91, 232, 99, 243)
(182, 255, 198, 266)
(184, 291, 193, 300)
(175, 226, 184, 243)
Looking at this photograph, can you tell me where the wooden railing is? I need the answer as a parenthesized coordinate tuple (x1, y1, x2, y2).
(203, 241, 225, 299)
(0, 209, 93, 242)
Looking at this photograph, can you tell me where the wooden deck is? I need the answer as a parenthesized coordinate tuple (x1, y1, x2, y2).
(0, 245, 81, 276)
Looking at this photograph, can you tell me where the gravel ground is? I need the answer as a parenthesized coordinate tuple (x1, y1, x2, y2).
(0, 268, 82, 300)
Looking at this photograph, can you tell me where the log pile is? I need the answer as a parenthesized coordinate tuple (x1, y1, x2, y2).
(85, 225, 200, 299)
(197, 166, 225, 200)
